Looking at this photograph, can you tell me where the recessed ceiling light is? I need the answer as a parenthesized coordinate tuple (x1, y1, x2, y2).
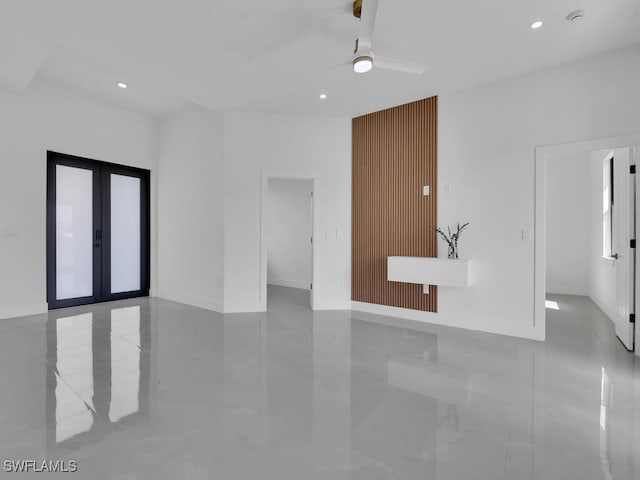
(353, 55, 373, 74)
(320, 94, 327, 100)
(530, 20, 543, 30)
(117, 82, 128, 89)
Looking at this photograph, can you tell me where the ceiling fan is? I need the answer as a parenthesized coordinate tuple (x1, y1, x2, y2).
(350, 0, 426, 74)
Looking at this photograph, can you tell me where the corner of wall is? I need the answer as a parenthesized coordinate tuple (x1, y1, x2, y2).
(157, 290, 224, 314)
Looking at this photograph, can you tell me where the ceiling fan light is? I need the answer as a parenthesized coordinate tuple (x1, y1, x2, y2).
(353, 55, 373, 73)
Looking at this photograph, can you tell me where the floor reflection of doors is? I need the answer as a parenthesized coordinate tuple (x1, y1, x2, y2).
(45, 305, 150, 448)
(46, 151, 150, 309)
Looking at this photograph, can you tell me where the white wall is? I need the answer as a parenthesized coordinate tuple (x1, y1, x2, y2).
(357, 45, 640, 340)
(267, 178, 313, 290)
(157, 105, 225, 311)
(545, 152, 590, 295)
(6, 45, 638, 345)
(0, 79, 158, 319)
(223, 112, 351, 312)
(438, 45, 640, 340)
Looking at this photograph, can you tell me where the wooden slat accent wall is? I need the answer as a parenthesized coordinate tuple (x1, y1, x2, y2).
(352, 96, 438, 311)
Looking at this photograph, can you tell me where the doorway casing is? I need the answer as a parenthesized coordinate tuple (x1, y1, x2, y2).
(260, 172, 316, 310)
(534, 133, 640, 355)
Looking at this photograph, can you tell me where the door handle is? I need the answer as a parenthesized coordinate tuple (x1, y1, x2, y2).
(612, 253, 619, 260)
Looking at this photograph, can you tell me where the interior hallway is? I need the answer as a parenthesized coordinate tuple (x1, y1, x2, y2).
(0, 289, 638, 479)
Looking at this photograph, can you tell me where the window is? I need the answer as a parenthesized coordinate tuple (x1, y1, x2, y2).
(603, 155, 614, 257)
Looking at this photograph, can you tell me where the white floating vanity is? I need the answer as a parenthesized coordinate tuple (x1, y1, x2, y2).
(387, 256, 472, 293)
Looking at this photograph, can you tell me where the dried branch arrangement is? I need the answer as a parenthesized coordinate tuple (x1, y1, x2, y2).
(434, 222, 470, 259)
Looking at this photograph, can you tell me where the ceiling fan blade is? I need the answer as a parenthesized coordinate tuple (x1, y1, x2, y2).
(358, 0, 379, 52)
(320, 61, 352, 75)
(374, 56, 427, 74)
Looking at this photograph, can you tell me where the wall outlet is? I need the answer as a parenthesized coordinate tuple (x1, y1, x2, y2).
(3, 228, 19, 239)
(423, 185, 430, 196)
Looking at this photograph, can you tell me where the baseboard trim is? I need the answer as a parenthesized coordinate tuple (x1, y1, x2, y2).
(547, 289, 589, 296)
(313, 302, 352, 310)
(352, 301, 544, 341)
(588, 294, 617, 326)
(157, 290, 224, 313)
(351, 301, 439, 322)
(267, 279, 311, 290)
(0, 303, 49, 320)
(222, 306, 265, 314)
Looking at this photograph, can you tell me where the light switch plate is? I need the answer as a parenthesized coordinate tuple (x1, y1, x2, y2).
(423, 185, 430, 196)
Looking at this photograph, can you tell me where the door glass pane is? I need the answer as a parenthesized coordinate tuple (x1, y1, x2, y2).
(111, 174, 141, 293)
(56, 165, 93, 300)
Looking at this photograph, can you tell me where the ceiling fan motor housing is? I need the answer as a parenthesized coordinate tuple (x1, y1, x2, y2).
(353, 0, 362, 19)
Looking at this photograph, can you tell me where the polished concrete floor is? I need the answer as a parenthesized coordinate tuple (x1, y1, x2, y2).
(0, 288, 639, 479)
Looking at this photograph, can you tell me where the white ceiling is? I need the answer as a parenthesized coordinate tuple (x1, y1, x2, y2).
(2, 0, 639, 117)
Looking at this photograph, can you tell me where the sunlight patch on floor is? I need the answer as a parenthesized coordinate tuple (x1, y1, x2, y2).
(545, 300, 560, 310)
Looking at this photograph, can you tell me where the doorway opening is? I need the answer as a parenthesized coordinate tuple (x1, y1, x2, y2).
(46, 151, 150, 309)
(535, 136, 639, 353)
(261, 176, 314, 310)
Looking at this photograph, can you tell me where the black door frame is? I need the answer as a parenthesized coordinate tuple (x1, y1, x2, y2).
(46, 151, 150, 309)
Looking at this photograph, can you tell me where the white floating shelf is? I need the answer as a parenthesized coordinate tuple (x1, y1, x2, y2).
(387, 256, 472, 289)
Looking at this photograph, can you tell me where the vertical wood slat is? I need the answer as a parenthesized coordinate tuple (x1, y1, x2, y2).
(352, 96, 438, 312)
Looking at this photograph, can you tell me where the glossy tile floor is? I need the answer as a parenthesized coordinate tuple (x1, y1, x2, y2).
(1, 288, 639, 479)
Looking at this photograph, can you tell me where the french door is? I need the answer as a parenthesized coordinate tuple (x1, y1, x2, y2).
(46, 151, 150, 309)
